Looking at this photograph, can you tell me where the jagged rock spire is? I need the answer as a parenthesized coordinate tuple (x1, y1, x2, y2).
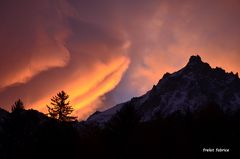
(187, 55, 203, 66)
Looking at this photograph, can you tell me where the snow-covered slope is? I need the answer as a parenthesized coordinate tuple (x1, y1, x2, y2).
(87, 103, 125, 124)
(87, 55, 240, 124)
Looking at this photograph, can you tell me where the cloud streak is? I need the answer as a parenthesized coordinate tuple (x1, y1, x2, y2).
(0, 0, 71, 89)
(0, 0, 239, 119)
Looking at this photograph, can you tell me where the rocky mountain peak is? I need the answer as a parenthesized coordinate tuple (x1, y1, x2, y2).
(88, 55, 240, 124)
(185, 55, 210, 70)
(188, 55, 202, 65)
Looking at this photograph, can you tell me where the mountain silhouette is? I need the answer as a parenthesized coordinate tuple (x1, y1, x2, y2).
(0, 55, 239, 159)
(88, 55, 240, 123)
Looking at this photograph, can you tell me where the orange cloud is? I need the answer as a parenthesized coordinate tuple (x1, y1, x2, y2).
(0, 36, 70, 90)
(1, 0, 240, 121)
(0, 0, 72, 90)
(30, 56, 130, 120)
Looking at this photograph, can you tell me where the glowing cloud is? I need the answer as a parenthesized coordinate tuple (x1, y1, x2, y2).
(31, 56, 130, 120)
(0, 0, 240, 120)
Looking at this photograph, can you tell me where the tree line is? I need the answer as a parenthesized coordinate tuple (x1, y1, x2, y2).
(11, 90, 76, 122)
(1, 91, 239, 159)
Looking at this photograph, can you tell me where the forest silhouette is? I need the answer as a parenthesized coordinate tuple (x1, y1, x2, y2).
(0, 91, 239, 159)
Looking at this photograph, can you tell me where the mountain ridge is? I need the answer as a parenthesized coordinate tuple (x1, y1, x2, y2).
(87, 55, 240, 124)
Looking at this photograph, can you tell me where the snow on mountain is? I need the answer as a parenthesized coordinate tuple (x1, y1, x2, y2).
(87, 55, 240, 124)
(87, 103, 124, 124)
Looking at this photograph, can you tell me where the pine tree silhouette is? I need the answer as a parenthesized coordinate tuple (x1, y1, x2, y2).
(11, 99, 24, 113)
(47, 91, 77, 122)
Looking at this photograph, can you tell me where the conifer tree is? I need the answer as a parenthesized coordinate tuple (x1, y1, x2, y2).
(47, 91, 76, 122)
(11, 99, 24, 113)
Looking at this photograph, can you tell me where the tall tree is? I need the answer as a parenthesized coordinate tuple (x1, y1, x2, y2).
(47, 91, 77, 122)
(11, 99, 24, 113)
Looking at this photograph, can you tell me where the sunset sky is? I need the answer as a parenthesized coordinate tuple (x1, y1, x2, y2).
(0, 0, 240, 120)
